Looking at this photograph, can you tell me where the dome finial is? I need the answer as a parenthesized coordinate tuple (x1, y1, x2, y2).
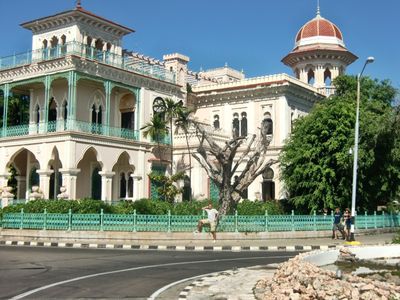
(316, 0, 321, 17)
(76, 0, 82, 9)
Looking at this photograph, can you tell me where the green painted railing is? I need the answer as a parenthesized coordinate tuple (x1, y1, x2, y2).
(0, 41, 175, 84)
(0, 120, 139, 141)
(1, 209, 399, 232)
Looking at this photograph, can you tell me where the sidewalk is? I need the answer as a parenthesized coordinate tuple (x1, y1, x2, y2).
(156, 232, 398, 300)
(0, 228, 396, 252)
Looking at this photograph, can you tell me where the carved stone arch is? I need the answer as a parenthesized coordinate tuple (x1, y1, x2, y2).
(7, 147, 40, 199)
(88, 89, 106, 110)
(112, 151, 134, 172)
(76, 146, 104, 169)
(47, 146, 63, 170)
(119, 93, 136, 112)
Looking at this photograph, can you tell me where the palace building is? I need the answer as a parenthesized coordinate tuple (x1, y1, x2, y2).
(0, 3, 356, 204)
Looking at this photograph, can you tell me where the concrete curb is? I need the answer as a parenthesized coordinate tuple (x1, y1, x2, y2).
(0, 240, 341, 252)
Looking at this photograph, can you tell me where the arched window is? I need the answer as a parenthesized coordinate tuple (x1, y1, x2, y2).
(50, 36, 59, 58)
(127, 172, 133, 198)
(98, 106, 102, 125)
(261, 112, 273, 136)
(86, 36, 93, 57)
(232, 113, 239, 138)
(307, 69, 315, 85)
(60, 35, 67, 55)
(324, 68, 332, 86)
(213, 114, 220, 130)
(262, 167, 275, 201)
(120, 173, 126, 198)
(95, 39, 104, 60)
(42, 40, 48, 59)
(48, 98, 57, 132)
(240, 112, 247, 136)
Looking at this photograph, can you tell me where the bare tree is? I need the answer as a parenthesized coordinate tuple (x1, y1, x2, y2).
(191, 121, 276, 216)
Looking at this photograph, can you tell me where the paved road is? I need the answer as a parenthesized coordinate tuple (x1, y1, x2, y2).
(0, 246, 298, 299)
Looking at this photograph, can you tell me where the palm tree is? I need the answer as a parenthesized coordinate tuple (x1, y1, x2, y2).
(158, 98, 183, 175)
(175, 106, 195, 201)
(141, 114, 168, 159)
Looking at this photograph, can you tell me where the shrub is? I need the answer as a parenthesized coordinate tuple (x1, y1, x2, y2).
(236, 200, 284, 215)
(131, 198, 172, 215)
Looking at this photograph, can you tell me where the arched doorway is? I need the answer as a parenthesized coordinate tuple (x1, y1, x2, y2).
(262, 168, 275, 201)
(120, 93, 136, 136)
(91, 167, 102, 200)
(182, 175, 191, 201)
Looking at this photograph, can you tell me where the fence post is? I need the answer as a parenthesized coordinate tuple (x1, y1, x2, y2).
(264, 210, 268, 232)
(382, 211, 385, 228)
(390, 212, 393, 228)
(100, 209, 104, 231)
(364, 211, 368, 229)
(132, 209, 137, 232)
(313, 211, 316, 231)
(68, 208, 72, 231)
(43, 209, 47, 230)
(19, 208, 24, 229)
(167, 210, 171, 232)
(291, 210, 295, 231)
(234, 210, 238, 233)
(374, 211, 377, 229)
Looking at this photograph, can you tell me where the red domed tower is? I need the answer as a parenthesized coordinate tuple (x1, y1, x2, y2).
(282, 7, 357, 95)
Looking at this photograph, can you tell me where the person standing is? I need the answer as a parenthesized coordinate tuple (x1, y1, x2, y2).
(343, 208, 352, 241)
(195, 203, 219, 242)
(332, 207, 345, 239)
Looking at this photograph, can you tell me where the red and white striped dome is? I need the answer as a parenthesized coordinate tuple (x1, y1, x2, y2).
(294, 12, 345, 48)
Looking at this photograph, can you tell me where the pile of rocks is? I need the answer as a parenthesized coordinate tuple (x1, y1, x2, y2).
(254, 253, 400, 300)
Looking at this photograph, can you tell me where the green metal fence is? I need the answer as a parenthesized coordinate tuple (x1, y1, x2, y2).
(1, 209, 399, 232)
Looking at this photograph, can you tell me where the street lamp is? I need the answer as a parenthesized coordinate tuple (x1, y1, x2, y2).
(350, 56, 374, 242)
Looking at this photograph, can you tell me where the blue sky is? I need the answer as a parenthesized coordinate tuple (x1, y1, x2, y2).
(0, 0, 399, 90)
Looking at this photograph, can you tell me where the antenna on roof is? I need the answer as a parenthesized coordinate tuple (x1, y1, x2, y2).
(76, 0, 82, 9)
(316, 0, 321, 16)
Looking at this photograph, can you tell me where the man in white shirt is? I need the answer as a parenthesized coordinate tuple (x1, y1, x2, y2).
(195, 203, 219, 241)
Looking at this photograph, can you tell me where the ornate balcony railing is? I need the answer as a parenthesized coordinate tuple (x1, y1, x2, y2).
(0, 120, 139, 141)
(0, 42, 175, 84)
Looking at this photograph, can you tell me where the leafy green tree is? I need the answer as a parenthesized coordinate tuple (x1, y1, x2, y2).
(280, 75, 399, 213)
(148, 171, 185, 203)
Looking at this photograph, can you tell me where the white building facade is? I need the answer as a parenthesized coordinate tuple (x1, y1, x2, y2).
(0, 4, 356, 203)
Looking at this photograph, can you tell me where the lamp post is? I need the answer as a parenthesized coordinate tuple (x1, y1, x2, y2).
(350, 56, 374, 242)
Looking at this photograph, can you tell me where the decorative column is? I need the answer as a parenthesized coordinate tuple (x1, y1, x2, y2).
(59, 168, 80, 200)
(99, 171, 115, 202)
(131, 174, 143, 201)
(2, 83, 10, 137)
(16, 176, 27, 200)
(103, 81, 112, 135)
(134, 88, 141, 140)
(67, 71, 77, 128)
(37, 169, 54, 200)
(40, 75, 51, 133)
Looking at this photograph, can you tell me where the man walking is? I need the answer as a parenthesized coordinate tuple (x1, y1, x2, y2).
(195, 203, 219, 242)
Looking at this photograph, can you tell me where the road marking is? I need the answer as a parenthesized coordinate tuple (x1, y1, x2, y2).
(10, 255, 293, 299)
